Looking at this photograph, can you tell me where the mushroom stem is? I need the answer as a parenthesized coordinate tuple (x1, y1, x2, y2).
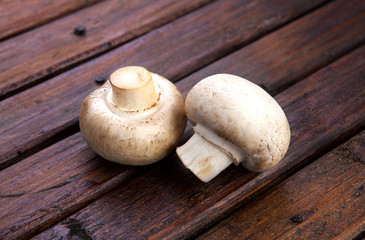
(109, 66, 159, 111)
(177, 124, 249, 182)
(193, 124, 250, 165)
(176, 132, 232, 182)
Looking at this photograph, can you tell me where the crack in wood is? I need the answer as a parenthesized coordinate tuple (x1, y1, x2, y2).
(63, 218, 93, 240)
(36, 181, 72, 193)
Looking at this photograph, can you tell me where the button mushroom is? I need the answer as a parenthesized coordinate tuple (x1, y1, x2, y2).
(176, 74, 290, 182)
(80, 66, 186, 165)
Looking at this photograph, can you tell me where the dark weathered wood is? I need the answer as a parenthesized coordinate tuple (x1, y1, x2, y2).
(3, 2, 359, 238)
(31, 43, 365, 240)
(0, 0, 213, 98)
(198, 131, 365, 240)
(0, 133, 141, 240)
(177, 0, 365, 97)
(0, 0, 329, 169)
(0, 0, 102, 40)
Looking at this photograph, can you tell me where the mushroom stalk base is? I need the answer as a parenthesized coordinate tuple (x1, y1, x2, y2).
(176, 133, 232, 182)
(109, 66, 159, 111)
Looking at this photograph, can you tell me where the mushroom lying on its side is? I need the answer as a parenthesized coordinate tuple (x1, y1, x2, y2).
(80, 66, 186, 165)
(176, 74, 290, 182)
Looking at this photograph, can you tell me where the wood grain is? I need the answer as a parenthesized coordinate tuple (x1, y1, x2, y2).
(0, 0, 212, 98)
(0, 0, 344, 236)
(2, 0, 363, 239)
(177, 0, 365, 97)
(0, 133, 141, 240)
(0, 0, 101, 40)
(31, 42, 365, 239)
(198, 131, 365, 240)
(0, 0, 328, 169)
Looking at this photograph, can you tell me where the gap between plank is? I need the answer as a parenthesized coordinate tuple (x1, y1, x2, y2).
(183, 43, 365, 239)
(0, 0, 104, 42)
(0, 0, 336, 170)
(353, 229, 365, 240)
(0, 123, 79, 170)
(0, 0, 217, 102)
(172, 0, 336, 85)
(0, 0, 332, 102)
(32, 39, 365, 240)
(18, 166, 148, 240)
(0, 0, 207, 167)
(192, 124, 365, 239)
(1, 0, 359, 237)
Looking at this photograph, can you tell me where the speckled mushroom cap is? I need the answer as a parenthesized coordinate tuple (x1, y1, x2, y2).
(185, 74, 290, 172)
(80, 67, 186, 165)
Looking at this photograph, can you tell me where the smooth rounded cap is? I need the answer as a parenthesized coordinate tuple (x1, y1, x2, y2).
(185, 74, 290, 172)
(80, 70, 186, 165)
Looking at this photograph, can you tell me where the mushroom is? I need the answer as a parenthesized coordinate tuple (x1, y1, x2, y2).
(80, 66, 186, 165)
(176, 74, 290, 182)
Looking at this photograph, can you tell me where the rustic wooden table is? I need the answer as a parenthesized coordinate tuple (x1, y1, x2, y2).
(0, 0, 364, 239)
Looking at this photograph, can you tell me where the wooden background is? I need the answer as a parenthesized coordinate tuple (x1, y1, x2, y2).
(0, 0, 364, 239)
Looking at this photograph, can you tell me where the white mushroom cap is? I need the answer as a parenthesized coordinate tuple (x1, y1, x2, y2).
(80, 66, 186, 165)
(176, 74, 290, 182)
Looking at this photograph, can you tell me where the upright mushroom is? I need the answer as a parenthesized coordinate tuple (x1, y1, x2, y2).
(80, 66, 186, 165)
(176, 74, 290, 182)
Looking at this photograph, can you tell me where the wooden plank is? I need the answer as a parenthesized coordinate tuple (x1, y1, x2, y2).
(177, 0, 365, 97)
(2, 1, 356, 237)
(0, 0, 329, 169)
(0, 133, 141, 240)
(0, 0, 102, 40)
(0, 0, 213, 98)
(197, 131, 365, 240)
(33, 43, 365, 240)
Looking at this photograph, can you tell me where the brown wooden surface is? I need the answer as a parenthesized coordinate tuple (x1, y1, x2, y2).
(0, 133, 139, 239)
(1, 0, 349, 235)
(0, 0, 329, 169)
(0, 0, 102, 40)
(198, 131, 365, 240)
(33, 41, 365, 240)
(177, 0, 365, 97)
(1, 0, 364, 239)
(0, 0, 212, 98)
